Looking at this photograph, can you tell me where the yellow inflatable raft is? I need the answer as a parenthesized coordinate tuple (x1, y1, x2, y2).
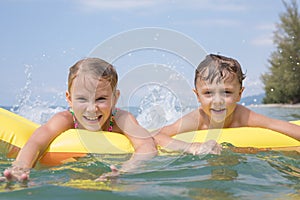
(0, 108, 299, 166)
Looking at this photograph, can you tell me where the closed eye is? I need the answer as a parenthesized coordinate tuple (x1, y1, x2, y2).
(76, 97, 87, 101)
(96, 97, 107, 102)
(74, 97, 88, 103)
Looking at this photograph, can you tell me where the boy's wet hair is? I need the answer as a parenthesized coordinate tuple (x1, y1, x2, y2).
(68, 58, 118, 93)
(194, 54, 246, 88)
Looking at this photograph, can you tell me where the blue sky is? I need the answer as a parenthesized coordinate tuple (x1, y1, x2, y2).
(0, 0, 294, 107)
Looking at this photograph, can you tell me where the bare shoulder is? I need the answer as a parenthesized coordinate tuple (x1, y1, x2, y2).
(115, 109, 136, 122)
(30, 110, 74, 141)
(234, 104, 276, 127)
(182, 108, 203, 126)
(114, 109, 139, 132)
(235, 104, 251, 113)
(115, 109, 131, 117)
(231, 104, 251, 126)
(43, 110, 74, 132)
(160, 108, 202, 136)
(49, 110, 72, 123)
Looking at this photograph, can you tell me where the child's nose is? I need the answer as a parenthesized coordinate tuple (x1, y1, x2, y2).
(212, 93, 225, 105)
(86, 102, 97, 112)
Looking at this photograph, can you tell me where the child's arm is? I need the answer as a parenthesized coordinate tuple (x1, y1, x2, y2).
(96, 111, 157, 181)
(247, 110, 300, 141)
(150, 109, 221, 155)
(153, 132, 221, 155)
(115, 112, 158, 170)
(159, 109, 201, 137)
(3, 111, 73, 182)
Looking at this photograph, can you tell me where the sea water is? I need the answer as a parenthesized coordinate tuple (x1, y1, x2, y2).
(1, 99, 300, 199)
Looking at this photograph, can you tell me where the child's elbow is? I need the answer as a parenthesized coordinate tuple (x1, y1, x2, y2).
(152, 133, 172, 148)
(135, 141, 158, 157)
(147, 142, 158, 157)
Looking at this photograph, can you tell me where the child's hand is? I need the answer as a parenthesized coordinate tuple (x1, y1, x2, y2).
(0, 176, 7, 182)
(2, 165, 30, 182)
(188, 140, 222, 155)
(95, 165, 120, 182)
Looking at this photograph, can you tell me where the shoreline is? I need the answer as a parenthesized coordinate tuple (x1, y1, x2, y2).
(2, 104, 300, 109)
(247, 103, 300, 108)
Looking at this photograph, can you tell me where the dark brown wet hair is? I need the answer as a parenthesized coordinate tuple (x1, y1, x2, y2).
(194, 54, 246, 88)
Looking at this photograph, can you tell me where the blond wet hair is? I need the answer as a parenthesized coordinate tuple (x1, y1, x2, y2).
(67, 57, 118, 93)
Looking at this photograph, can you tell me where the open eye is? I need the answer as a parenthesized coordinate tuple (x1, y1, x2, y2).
(202, 91, 213, 97)
(221, 90, 234, 98)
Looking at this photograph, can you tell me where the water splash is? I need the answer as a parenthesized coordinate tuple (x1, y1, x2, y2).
(11, 64, 33, 112)
(10, 64, 65, 124)
(136, 84, 184, 130)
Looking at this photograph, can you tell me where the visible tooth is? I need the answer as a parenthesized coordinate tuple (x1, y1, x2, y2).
(86, 116, 98, 120)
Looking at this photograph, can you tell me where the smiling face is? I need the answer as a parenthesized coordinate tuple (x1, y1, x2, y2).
(194, 54, 246, 127)
(66, 74, 119, 131)
(194, 73, 244, 126)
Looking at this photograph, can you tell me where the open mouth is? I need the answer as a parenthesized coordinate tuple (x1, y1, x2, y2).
(210, 108, 226, 114)
(83, 115, 102, 122)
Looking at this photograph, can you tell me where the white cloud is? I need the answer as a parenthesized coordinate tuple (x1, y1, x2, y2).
(182, 1, 247, 12)
(250, 34, 273, 46)
(75, 0, 159, 12)
(249, 23, 275, 46)
(174, 18, 240, 28)
(243, 77, 264, 96)
(256, 23, 275, 31)
(74, 0, 248, 13)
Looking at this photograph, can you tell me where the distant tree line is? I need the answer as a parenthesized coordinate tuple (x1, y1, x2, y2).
(261, 0, 300, 104)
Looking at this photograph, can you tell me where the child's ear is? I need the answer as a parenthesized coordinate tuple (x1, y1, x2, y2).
(113, 89, 120, 105)
(237, 87, 245, 101)
(193, 88, 197, 95)
(193, 89, 201, 102)
(66, 91, 72, 107)
(240, 87, 245, 95)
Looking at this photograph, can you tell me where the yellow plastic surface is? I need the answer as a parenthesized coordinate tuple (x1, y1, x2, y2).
(1, 107, 299, 163)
